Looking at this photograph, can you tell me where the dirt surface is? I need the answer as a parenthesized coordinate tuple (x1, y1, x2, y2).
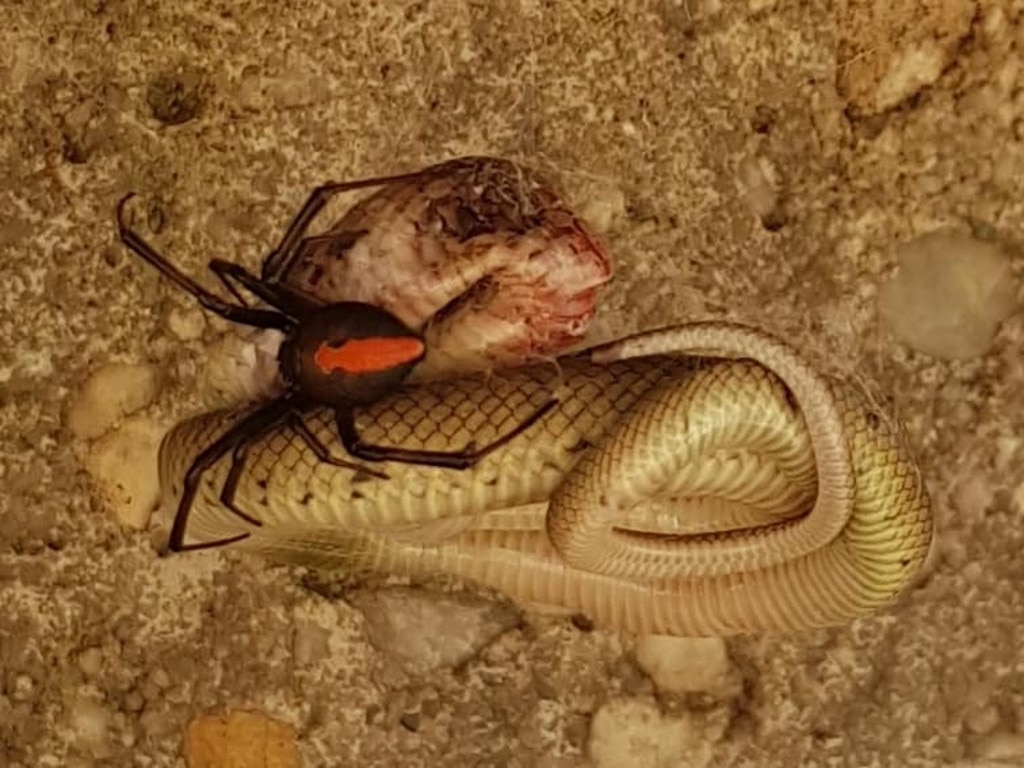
(2, 1, 1023, 766)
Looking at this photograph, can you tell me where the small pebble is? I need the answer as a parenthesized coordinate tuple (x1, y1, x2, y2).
(149, 667, 171, 690)
(69, 694, 111, 756)
(399, 711, 421, 732)
(971, 730, 1024, 760)
(952, 474, 995, 520)
(580, 182, 626, 234)
(348, 586, 519, 675)
(588, 697, 724, 768)
(84, 416, 164, 529)
(265, 70, 331, 109)
(994, 435, 1021, 473)
(139, 709, 170, 738)
(67, 362, 161, 440)
(634, 636, 740, 697)
(878, 230, 1018, 360)
(874, 42, 948, 114)
(292, 620, 331, 667)
(77, 647, 103, 678)
(185, 710, 299, 768)
(166, 305, 206, 341)
(123, 690, 144, 713)
(839, 0, 975, 115)
(12, 674, 34, 701)
(965, 704, 1002, 735)
(735, 153, 781, 223)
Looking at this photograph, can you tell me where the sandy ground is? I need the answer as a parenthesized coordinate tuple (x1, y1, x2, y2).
(2, 0, 1024, 766)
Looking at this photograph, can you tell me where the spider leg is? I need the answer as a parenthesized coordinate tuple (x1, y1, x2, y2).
(260, 167, 436, 284)
(333, 397, 560, 470)
(210, 262, 252, 308)
(117, 194, 290, 331)
(208, 258, 323, 319)
(168, 395, 298, 553)
(217, 435, 271, 528)
(285, 413, 390, 481)
(183, 405, 391, 554)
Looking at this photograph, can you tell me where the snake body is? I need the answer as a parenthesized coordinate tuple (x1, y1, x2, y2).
(157, 321, 933, 637)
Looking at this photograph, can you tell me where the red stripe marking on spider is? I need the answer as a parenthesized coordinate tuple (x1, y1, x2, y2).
(314, 337, 426, 375)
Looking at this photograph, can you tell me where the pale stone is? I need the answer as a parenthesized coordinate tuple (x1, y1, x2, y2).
(11, 674, 34, 701)
(580, 182, 627, 234)
(348, 586, 519, 675)
(84, 416, 164, 529)
(588, 697, 725, 768)
(77, 647, 103, 678)
(166, 305, 206, 341)
(873, 41, 947, 114)
(971, 730, 1024, 761)
(292, 619, 331, 667)
(67, 362, 161, 440)
(265, 70, 331, 110)
(878, 230, 1018, 360)
(965, 704, 1002, 736)
(838, 0, 976, 116)
(736, 154, 780, 221)
(952, 473, 995, 519)
(635, 636, 740, 697)
(994, 435, 1022, 473)
(69, 694, 111, 757)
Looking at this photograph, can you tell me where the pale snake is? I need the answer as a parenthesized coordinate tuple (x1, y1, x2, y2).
(155, 321, 933, 637)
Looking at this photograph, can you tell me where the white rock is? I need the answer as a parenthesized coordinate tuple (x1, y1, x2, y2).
(84, 416, 165, 529)
(67, 362, 161, 440)
(994, 435, 1022, 473)
(952, 473, 994, 520)
(12, 674, 34, 701)
(293, 620, 331, 667)
(634, 636, 740, 697)
(878, 230, 1019, 359)
(838, 0, 975, 116)
(971, 730, 1024, 760)
(165, 305, 206, 341)
(69, 694, 111, 755)
(77, 648, 103, 678)
(965, 704, 1002, 736)
(265, 70, 331, 109)
(580, 182, 627, 234)
(588, 697, 725, 768)
(874, 42, 947, 114)
(348, 586, 519, 675)
(736, 153, 780, 221)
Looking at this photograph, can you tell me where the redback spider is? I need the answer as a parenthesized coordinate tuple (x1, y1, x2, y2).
(116, 166, 558, 553)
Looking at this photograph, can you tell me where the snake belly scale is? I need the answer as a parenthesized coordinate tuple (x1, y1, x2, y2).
(158, 322, 934, 637)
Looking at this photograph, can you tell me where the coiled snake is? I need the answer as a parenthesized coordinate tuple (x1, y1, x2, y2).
(157, 320, 933, 637)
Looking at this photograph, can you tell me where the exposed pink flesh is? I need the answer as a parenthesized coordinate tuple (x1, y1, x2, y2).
(280, 159, 614, 377)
